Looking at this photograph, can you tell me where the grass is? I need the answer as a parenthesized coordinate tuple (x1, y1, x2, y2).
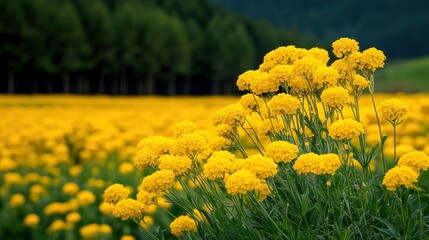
(376, 55, 429, 93)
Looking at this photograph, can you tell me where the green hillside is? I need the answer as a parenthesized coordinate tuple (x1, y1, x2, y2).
(376, 56, 429, 92)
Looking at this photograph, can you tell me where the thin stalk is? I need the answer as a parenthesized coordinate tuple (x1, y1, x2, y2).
(418, 189, 423, 240)
(393, 124, 397, 165)
(370, 90, 386, 173)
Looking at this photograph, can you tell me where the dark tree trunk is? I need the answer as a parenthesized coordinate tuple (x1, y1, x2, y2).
(120, 73, 127, 95)
(47, 78, 53, 93)
(211, 80, 220, 95)
(77, 75, 83, 94)
(167, 79, 176, 96)
(146, 74, 155, 95)
(184, 77, 191, 95)
(7, 70, 14, 94)
(136, 76, 144, 95)
(98, 75, 105, 94)
(224, 80, 234, 95)
(33, 78, 39, 93)
(62, 73, 70, 93)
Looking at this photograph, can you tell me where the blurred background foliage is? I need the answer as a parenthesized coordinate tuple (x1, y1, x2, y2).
(0, 0, 428, 95)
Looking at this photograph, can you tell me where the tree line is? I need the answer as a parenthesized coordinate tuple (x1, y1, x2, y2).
(0, 0, 317, 95)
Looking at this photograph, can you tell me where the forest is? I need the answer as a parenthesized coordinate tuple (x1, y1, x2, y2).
(0, 0, 316, 95)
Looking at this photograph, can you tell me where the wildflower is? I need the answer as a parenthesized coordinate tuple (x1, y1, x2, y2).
(103, 183, 130, 206)
(213, 103, 246, 127)
(225, 169, 261, 195)
(312, 66, 339, 88)
(10, 194, 25, 208)
(66, 212, 81, 224)
(3, 172, 23, 185)
(329, 119, 364, 141)
(80, 223, 100, 239)
(99, 202, 115, 215)
(237, 70, 257, 91)
(318, 154, 342, 175)
(47, 219, 67, 233)
(326, 180, 332, 187)
(332, 37, 359, 58)
(121, 235, 136, 240)
(99, 224, 112, 235)
(293, 153, 320, 175)
(257, 118, 283, 136)
(140, 169, 175, 194)
(259, 45, 304, 72)
(170, 215, 198, 237)
(119, 162, 135, 175)
(62, 182, 80, 196)
(352, 74, 369, 91)
(140, 216, 154, 229)
(241, 154, 278, 179)
(239, 94, 263, 113)
(136, 190, 156, 205)
(159, 154, 192, 175)
(268, 64, 295, 86)
(265, 141, 299, 163)
(321, 87, 350, 109)
(255, 182, 271, 201)
(77, 190, 96, 206)
(268, 93, 301, 116)
(24, 214, 40, 228)
(293, 57, 324, 80)
(248, 70, 279, 95)
(309, 47, 330, 64)
(382, 166, 419, 191)
(397, 151, 429, 172)
(359, 47, 386, 72)
(203, 151, 236, 180)
(173, 120, 198, 139)
(112, 199, 145, 220)
(379, 98, 409, 125)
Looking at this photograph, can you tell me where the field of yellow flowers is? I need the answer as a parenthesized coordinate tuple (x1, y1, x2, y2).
(1, 91, 429, 239)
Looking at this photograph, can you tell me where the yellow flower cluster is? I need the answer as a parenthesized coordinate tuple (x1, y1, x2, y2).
(203, 151, 236, 180)
(159, 154, 192, 175)
(213, 103, 246, 128)
(225, 169, 262, 195)
(293, 153, 341, 175)
(382, 166, 419, 191)
(103, 183, 130, 205)
(321, 87, 350, 109)
(379, 98, 410, 124)
(332, 37, 360, 58)
(112, 198, 145, 220)
(169, 215, 198, 237)
(140, 169, 175, 194)
(265, 141, 299, 163)
(268, 93, 301, 116)
(241, 154, 278, 179)
(79, 223, 112, 239)
(328, 119, 364, 141)
(173, 120, 199, 139)
(396, 151, 429, 172)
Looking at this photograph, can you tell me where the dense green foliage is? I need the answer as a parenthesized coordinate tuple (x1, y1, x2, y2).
(210, 0, 429, 59)
(0, 0, 314, 94)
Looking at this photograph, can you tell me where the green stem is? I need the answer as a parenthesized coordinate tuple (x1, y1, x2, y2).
(418, 189, 423, 240)
(393, 124, 397, 165)
(370, 90, 386, 173)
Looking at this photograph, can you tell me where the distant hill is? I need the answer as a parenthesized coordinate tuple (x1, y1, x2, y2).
(377, 56, 429, 92)
(209, 0, 429, 60)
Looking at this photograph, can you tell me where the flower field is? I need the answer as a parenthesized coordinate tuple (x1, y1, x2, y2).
(2, 38, 429, 239)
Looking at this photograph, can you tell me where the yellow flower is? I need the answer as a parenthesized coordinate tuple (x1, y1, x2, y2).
(10, 193, 25, 208)
(99, 224, 112, 235)
(173, 120, 198, 139)
(66, 212, 81, 224)
(47, 219, 67, 233)
(76, 190, 96, 206)
(99, 202, 115, 216)
(62, 182, 80, 196)
(328, 119, 364, 141)
(309, 47, 330, 64)
(359, 47, 386, 71)
(213, 103, 246, 127)
(265, 141, 299, 163)
(225, 169, 261, 195)
(293, 57, 324, 80)
(239, 94, 263, 113)
(140, 216, 154, 229)
(268, 64, 295, 86)
(236, 70, 257, 91)
(352, 74, 369, 91)
(171, 132, 208, 157)
(379, 98, 409, 125)
(241, 154, 278, 179)
(259, 45, 305, 72)
(158, 154, 192, 175)
(80, 223, 100, 239)
(119, 162, 135, 175)
(268, 93, 301, 116)
(170, 215, 198, 237)
(121, 235, 136, 240)
(3, 172, 23, 185)
(249, 70, 279, 95)
(293, 153, 319, 175)
(332, 37, 359, 58)
(318, 154, 342, 175)
(136, 190, 156, 205)
(312, 66, 339, 88)
(140, 169, 175, 194)
(396, 151, 429, 172)
(321, 86, 350, 109)
(24, 214, 40, 228)
(112, 199, 145, 220)
(382, 166, 419, 191)
(203, 151, 236, 180)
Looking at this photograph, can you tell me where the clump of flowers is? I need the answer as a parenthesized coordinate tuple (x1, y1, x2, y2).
(106, 37, 429, 239)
